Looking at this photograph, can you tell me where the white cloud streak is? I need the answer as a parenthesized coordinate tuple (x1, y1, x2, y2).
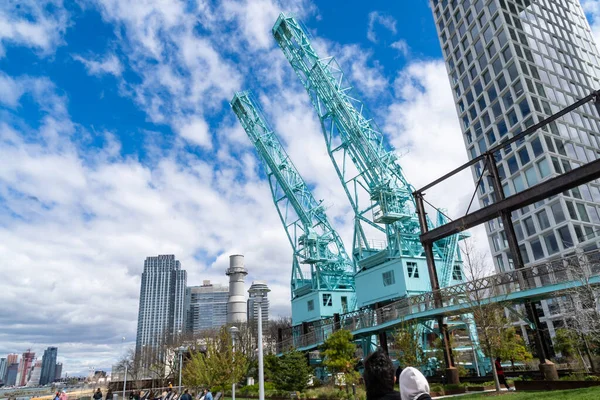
(73, 54, 123, 77)
(367, 11, 397, 43)
(0, 0, 69, 57)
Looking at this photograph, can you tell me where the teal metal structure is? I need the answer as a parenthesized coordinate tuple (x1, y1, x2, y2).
(271, 13, 465, 308)
(231, 92, 356, 325)
(271, 13, 488, 372)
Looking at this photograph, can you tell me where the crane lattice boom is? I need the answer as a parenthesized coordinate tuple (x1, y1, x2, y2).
(231, 91, 355, 323)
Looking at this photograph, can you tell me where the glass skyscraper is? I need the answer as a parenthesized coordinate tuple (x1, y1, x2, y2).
(39, 347, 57, 385)
(430, 0, 600, 338)
(185, 280, 229, 333)
(136, 255, 187, 360)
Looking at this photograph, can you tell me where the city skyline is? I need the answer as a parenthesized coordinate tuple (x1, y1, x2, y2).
(2, 0, 600, 374)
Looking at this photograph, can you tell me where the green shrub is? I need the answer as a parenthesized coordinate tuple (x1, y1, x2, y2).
(429, 384, 444, 394)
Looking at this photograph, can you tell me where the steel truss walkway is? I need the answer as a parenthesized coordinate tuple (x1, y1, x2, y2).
(278, 249, 600, 353)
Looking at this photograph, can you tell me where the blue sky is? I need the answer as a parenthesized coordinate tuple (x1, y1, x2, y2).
(2, 0, 600, 376)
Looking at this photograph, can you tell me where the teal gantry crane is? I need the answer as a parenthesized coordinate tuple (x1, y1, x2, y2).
(271, 14, 487, 371)
(231, 92, 356, 325)
(272, 13, 466, 308)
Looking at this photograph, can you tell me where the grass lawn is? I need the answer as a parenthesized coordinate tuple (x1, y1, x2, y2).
(451, 386, 600, 400)
(224, 387, 600, 400)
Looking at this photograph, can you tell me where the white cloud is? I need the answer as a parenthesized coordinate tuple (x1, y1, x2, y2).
(0, 72, 25, 107)
(176, 116, 212, 149)
(367, 11, 397, 43)
(391, 39, 410, 57)
(0, 0, 69, 57)
(73, 54, 123, 77)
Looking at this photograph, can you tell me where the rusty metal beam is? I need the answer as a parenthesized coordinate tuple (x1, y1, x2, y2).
(420, 158, 600, 244)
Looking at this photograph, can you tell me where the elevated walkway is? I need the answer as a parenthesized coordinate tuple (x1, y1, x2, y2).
(279, 249, 600, 353)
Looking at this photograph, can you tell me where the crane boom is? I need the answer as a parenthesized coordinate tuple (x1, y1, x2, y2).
(272, 13, 467, 309)
(272, 14, 421, 259)
(231, 91, 356, 323)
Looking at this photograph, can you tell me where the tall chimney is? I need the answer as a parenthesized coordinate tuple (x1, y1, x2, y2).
(226, 254, 248, 324)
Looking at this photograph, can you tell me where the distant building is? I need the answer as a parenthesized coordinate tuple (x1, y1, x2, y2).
(17, 351, 35, 386)
(27, 361, 42, 386)
(186, 280, 229, 333)
(136, 255, 187, 363)
(248, 281, 270, 331)
(0, 358, 7, 384)
(6, 354, 18, 365)
(54, 363, 62, 381)
(5, 363, 18, 386)
(39, 347, 58, 385)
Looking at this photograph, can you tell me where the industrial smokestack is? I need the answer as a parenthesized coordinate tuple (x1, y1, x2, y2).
(226, 254, 248, 324)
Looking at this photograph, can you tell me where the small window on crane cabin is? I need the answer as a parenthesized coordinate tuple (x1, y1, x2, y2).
(407, 262, 419, 278)
(322, 294, 333, 307)
(452, 264, 463, 281)
(307, 300, 314, 311)
(382, 270, 395, 286)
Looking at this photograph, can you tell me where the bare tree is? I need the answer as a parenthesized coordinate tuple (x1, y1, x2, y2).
(458, 240, 511, 392)
(113, 347, 146, 391)
(559, 249, 600, 372)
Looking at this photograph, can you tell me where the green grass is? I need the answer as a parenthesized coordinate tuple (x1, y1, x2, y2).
(454, 386, 600, 400)
(224, 386, 600, 400)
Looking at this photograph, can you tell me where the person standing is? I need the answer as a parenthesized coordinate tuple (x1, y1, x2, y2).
(399, 367, 432, 400)
(105, 389, 113, 400)
(203, 389, 213, 400)
(180, 389, 192, 400)
(362, 348, 401, 400)
(59, 390, 68, 400)
(494, 357, 511, 390)
(93, 388, 103, 400)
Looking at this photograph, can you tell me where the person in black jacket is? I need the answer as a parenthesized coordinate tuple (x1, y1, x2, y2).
(363, 348, 401, 400)
(93, 389, 103, 400)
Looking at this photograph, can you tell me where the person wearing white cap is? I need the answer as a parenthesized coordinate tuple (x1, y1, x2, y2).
(399, 367, 432, 400)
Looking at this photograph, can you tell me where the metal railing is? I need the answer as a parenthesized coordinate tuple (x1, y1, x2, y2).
(278, 249, 600, 351)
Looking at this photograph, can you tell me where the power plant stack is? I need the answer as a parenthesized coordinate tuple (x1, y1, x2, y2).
(226, 254, 248, 324)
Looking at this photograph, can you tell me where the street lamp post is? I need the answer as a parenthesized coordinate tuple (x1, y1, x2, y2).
(121, 337, 127, 400)
(229, 326, 239, 400)
(178, 346, 187, 394)
(248, 285, 270, 400)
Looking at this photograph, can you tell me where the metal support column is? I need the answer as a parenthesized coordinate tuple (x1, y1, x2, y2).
(486, 153, 557, 380)
(415, 193, 458, 384)
(378, 331, 389, 355)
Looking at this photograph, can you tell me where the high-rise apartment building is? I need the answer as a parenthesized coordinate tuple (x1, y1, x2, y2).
(39, 347, 58, 385)
(186, 280, 229, 333)
(136, 255, 187, 358)
(247, 281, 270, 331)
(0, 358, 7, 384)
(430, 0, 600, 339)
(6, 354, 18, 365)
(5, 363, 18, 386)
(17, 350, 35, 386)
(54, 362, 63, 381)
(26, 360, 42, 387)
